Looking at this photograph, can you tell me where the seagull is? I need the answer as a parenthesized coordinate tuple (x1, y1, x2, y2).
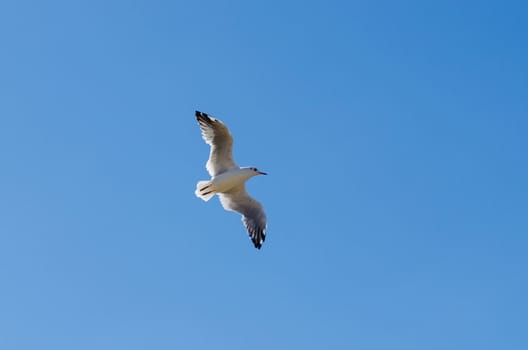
(194, 111, 268, 249)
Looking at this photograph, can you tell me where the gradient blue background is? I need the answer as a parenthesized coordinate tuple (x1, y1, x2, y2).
(1, 1, 527, 349)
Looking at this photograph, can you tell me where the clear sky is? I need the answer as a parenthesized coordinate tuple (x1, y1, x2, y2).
(1, 1, 527, 349)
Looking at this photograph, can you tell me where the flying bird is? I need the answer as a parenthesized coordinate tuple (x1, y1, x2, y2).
(194, 111, 268, 249)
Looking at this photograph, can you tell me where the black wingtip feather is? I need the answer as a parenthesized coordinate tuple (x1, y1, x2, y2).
(195, 111, 214, 126)
(250, 230, 265, 249)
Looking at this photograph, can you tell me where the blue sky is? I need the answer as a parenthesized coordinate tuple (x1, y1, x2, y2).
(1, 0, 527, 349)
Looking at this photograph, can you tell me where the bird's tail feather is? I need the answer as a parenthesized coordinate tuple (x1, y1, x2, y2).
(195, 180, 215, 201)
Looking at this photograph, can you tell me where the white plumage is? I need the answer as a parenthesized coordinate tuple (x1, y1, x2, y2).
(194, 111, 268, 249)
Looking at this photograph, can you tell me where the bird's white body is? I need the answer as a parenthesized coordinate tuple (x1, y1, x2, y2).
(212, 168, 255, 193)
(194, 168, 257, 201)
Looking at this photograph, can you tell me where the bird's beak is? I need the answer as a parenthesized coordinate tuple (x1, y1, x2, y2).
(258, 171, 267, 175)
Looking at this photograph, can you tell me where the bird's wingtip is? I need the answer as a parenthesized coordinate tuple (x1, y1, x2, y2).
(251, 235, 265, 250)
(196, 110, 212, 120)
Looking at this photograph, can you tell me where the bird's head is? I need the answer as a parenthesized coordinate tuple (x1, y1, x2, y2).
(247, 167, 267, 176)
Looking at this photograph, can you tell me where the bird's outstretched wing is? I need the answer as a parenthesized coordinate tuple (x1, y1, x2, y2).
(196, 111, 237, 176)
(218, 184, 267, 249)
